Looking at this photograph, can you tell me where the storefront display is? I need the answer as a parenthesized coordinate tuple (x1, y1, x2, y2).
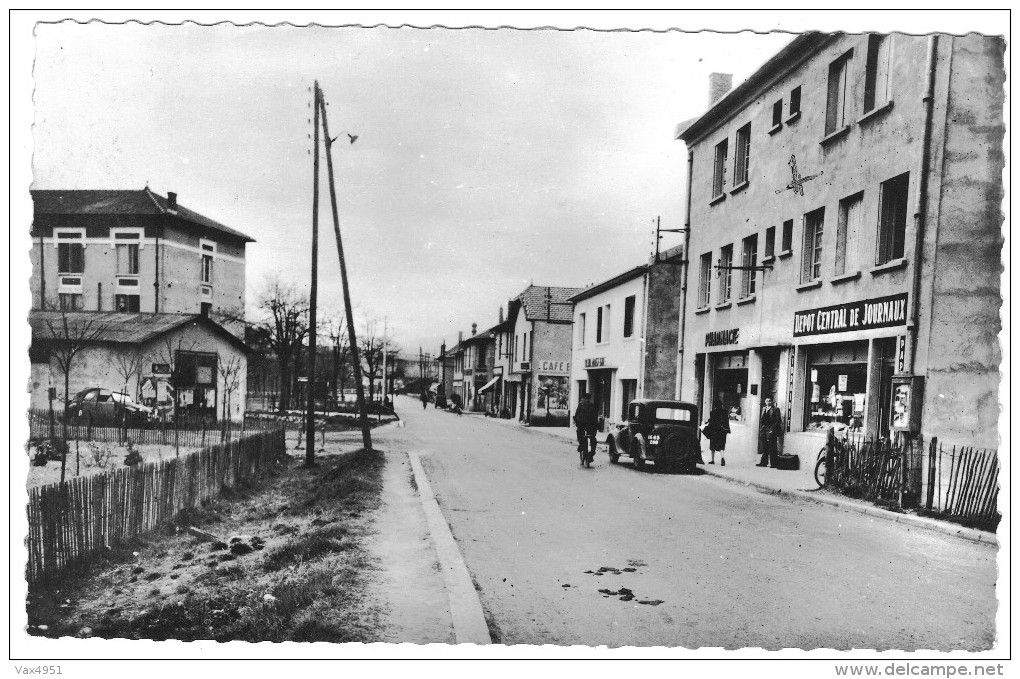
(805, 342, 867, 433)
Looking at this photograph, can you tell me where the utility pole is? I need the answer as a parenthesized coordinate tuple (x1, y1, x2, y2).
(305, 81, 321, 466)
(382, 317, 388, 405)
(319, 84, 372, 451)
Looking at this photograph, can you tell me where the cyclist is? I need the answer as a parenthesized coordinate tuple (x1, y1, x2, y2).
(573, 393, 599, 466)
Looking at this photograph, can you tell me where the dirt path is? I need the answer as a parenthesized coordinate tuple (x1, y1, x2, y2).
(362, 447, 455, 644)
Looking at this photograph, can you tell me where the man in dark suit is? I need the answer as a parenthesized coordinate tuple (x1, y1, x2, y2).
(573, 393, 599, 461)
(757, 396, 784, 468)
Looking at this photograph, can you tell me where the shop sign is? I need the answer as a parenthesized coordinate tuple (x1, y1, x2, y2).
(151, 363, 171, 375)
(584, 357, 606, 368)
(793, 293, 908, 337)
(705, 328, 740, 347)
(838, 374, 848, 391)
(538, 360, 570, 374)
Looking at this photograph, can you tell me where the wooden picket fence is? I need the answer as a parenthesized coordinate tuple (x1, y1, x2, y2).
(25, 427, 286, 586)
(924, 438, 999, 528)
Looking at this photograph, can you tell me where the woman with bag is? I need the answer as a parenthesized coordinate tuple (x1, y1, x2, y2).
(703, 400, 731, 466)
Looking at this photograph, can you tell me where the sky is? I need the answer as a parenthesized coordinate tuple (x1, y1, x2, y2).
(21, 11, 1006, 358)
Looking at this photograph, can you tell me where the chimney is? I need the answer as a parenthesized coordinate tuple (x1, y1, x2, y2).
(471, 323, 477, 336)
(498, 306, 504, 323)
(167, 191, 178, 210)
(708, 73, 733, 107)
(458, 331, 463, 345)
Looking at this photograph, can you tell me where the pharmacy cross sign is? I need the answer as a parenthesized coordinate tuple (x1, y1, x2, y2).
(775, 154, 823, 196)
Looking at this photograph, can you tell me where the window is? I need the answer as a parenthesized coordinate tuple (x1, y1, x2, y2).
(698, 253, 713, 308)
(115, 294, 140, 312)
(514, 335, 519, 362)
(782, 219, 794, 253)
(771, 100, 783, 128)
(801, 209, 825, 283)
(864, 34, 892, 113)
(835, 192, 864, 275)
(58, 293, 82, 311)
(740, 235, 758, 298)
(201, 253, 213, 284)
(578, 313, 586, 347)
(718, 245, 733, 302)
(712, 139, 728, 198)
(825, 52, 853, 135)
(733, 123, 751, 186)
(789, 86, 802, 117)
(877, 173, 909, 265)
(596, 305, 610, 343)
(116, 243, 140, 275)
(765, 226, 776, 259)
(623, 295, 636, 338)
(58, 242, 84, 273)
(201, 301, 212, 316)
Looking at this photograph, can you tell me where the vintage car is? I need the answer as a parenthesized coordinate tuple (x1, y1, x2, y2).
(66, 387, 155, 426)
(606, 399, 701, 472)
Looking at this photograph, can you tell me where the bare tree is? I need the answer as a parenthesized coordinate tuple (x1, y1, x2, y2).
(326, 316, 351, 407)
(359, 320, 386, 403)
(217, 353, 245, 442)
(38, 304, 109, 482)
(255, 277, 310, 413)
(148, 335, 197, 457)
(112, 346, 144, 442)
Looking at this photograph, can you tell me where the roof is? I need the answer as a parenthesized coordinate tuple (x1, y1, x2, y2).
(568, 264, 649, 304)
(677, 33, 831, 145)
(31, 188, 256, 243)
(513, 285, 584, 323)
(29, 311, 249, 354)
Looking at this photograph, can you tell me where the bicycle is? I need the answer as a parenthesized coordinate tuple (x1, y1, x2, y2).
(577, 429, 597, 468)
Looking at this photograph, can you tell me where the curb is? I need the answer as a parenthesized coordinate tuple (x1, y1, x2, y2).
(406, 451, 492, 645)
(699, 468, 997, 546)
(482, 419, 997, 547)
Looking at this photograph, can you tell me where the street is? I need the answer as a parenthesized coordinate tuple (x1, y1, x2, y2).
(379, 397, 996, 650)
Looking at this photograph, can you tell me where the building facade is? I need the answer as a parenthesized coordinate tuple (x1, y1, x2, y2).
(30, 188, 255, 338)
(676, 33, 1003, 462)
(29, 311, 249, 421)
(568, 245, 685, 431)
(505, 285, 581, 426)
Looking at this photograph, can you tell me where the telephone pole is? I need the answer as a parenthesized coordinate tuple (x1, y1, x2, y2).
(305, 81, 321, 466)
(319, 84, 372, 451)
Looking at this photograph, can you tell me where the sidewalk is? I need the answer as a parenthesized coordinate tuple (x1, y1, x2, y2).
(478, 415, 997, 545)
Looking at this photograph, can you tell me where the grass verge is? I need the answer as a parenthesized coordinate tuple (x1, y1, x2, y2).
(26, 446, 387, 643)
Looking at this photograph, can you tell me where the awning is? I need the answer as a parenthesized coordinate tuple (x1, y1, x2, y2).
(478, 375, 501, 394)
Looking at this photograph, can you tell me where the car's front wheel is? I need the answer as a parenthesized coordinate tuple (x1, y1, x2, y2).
(607, 438, 620, 464)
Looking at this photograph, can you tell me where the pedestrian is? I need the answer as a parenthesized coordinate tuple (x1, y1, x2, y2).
(703, 400, 731, 466)
(420, 390, 429, 410)
(757, 396, 784, 468)
(573, 393, 598, 462)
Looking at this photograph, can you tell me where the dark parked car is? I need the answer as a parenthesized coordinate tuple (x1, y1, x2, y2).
(606, 399, 701, 472)
(66, 387, 155, 426)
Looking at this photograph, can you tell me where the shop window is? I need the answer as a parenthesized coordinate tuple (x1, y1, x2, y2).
(740, 235, 758, 298)
(764, 226, 776, 259)
(620, 379, 637, 416)
(782, 219, 794, 253)
(864, 34, 892, 113)
(789, 86, 802, 117)
(718, 244, 733, 302)
(115, 294, 140, 312)
(698, 252, 712, 308)
(623, 295, 636, 338)
(733, 123, 751, 187)
(58, 293, 83, 311)
(712, 139, 728, 198)
(806, 362, 867, 433)
(578, 313, 585, 347)
(825, 51, 853, 135)
(116, 243, 140, 275)
(877, 173, 909, 265)
(834, 192, 864, 275)
(801, 209, 825, 283)
(58, 242, 85, 274)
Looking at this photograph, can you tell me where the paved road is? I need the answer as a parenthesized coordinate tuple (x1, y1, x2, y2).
(380, 397, 997, 650)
